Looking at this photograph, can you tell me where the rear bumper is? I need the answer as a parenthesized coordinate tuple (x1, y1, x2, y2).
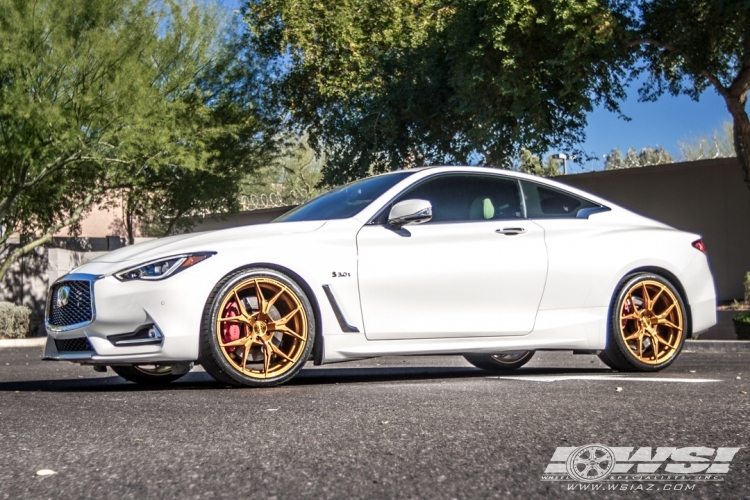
(680, 253, 718, 336)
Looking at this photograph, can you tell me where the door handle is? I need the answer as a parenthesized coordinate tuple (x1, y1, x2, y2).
(495, 227, 526, 236)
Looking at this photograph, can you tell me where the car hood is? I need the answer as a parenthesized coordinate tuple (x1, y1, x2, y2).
(75, 220, 326, 275)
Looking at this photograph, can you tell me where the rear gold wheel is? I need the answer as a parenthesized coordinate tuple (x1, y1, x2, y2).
(618, 280, 684, 365)
(600, 273, 687, 372)
(200, 268, 314, 387)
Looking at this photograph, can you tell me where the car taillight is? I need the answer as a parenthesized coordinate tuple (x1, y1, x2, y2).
(692, 239, 707, 254)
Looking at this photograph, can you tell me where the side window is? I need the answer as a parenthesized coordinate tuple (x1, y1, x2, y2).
(387, 174, 524, 223)
(520, 180, 598, 218)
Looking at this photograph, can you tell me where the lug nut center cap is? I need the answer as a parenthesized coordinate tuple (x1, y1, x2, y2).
(253, 322, 268, 336)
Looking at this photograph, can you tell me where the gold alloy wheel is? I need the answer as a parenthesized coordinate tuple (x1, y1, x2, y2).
(618, 280, 684, 365)
(215, 277, 308, 379)
(134, 365, 173, 376)
(491, 352, 530, 364)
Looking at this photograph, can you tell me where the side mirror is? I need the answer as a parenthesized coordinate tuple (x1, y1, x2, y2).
(387, 199, 432, 228)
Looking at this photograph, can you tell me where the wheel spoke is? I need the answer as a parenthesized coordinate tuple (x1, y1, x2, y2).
(656, 334, 677, 350)
(233, 290, 249, 316)
(262, 345, 271, 377)
(254, 280, 266, 315)
(265, 288, 285, 314)
(219, 315, 250, 325)
(623, 329, 640, 341)
(274, 306, 300, 327)
(657, 318, 682, 331)
(627, 293, 639, 313)
(242, 345, 251, 371)
(650, 285, 666, 306)
(220, 336, 248, 348)
(637, 334, 643, 359)
(593, 463, 606, 473)
(273, 324, 305, 340)
(657, 302, 677, 319)
(650, 332, 660, 359)
(621, 312, 639, 321)
(641, 282, 650, 311)
(269, 342, 295, 363)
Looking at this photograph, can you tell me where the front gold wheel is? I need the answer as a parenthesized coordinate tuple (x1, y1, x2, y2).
(200, 268, 315, 388)
(618, 280, 684, 365)
(216, 277, 309, 379)
(464, 351, 534, 371)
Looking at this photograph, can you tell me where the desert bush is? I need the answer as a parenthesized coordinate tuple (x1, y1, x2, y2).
(0, 302, 32, 339)
(733, 312, 750, 341)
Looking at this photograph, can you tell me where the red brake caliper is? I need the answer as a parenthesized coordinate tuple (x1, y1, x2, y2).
(222, 301, 242, 345)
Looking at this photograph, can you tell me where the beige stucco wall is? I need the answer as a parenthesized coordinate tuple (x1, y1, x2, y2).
(54, 194, 144, 239)
(558, 158, 750, 301)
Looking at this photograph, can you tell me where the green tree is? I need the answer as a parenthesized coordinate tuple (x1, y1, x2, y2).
(620, 0, 750, 189)
(678, 121, 736, 161)
(516, 149, 562, 177)
(0, 0, 273, 279)
(238, 135, 324, 210)
(244, 0, 631, 185)
(603, 145, 674, 169)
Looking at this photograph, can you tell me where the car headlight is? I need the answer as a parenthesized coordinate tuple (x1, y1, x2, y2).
(114, 252, 215, 281)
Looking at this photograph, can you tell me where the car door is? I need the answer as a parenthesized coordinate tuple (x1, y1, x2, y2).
(356, 173, 548, 340)
(518, 179, 612, 312)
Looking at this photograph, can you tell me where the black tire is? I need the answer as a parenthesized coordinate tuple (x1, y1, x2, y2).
(199, 267, 315, 388)
(599, 273, 688, 372)
(111, 365, 186, 385)
(464, 351, 535, 371)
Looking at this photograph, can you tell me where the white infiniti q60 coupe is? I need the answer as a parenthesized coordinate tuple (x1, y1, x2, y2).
(44, 166, 716, 387)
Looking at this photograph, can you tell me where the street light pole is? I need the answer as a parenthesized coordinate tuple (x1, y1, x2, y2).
(551, 153, 568, 175)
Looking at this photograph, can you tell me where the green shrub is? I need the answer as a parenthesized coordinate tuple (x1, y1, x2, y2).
(732, 312, 750, 341)
(0, 302, 32, 339)
(745, 272, 750, 305)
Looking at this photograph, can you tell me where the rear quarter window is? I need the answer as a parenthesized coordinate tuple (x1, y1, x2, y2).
(520, 180, 600, 218)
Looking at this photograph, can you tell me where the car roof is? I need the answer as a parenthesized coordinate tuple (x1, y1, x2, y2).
(372, 165, 621, 213)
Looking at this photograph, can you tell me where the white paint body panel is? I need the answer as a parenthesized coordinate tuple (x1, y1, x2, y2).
(43, 166, 717, 366)
(357, 220, 547, 339)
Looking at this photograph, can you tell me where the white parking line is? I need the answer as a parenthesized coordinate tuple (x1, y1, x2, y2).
(494, 375, 721, 383)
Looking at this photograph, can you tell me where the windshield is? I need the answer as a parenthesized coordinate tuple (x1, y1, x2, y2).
(274, 171, 416, 222)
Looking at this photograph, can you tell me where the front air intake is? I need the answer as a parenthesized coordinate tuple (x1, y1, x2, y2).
(54, 337, 93, 352)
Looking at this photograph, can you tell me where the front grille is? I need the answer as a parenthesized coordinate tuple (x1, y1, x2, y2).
(48, 280, 93, 328)
(54, 337, 93, 352)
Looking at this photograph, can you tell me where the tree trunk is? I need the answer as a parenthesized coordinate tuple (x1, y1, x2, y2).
(0, 190, 99, 283)
(125, 195, 135, 246)
(725, 96, 750, 192)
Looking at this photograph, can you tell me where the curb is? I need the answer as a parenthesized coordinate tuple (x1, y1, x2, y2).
(684, 340, 750, 353)
(0, 337, 47, 349)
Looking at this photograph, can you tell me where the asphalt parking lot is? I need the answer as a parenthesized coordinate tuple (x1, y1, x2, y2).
(0, 347, 748, 499)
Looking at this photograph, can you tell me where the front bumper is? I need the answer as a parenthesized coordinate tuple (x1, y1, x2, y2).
(44, 271, 214, 363)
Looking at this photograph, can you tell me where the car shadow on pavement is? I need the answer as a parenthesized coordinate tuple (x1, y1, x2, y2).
(0, 366, 614, 392)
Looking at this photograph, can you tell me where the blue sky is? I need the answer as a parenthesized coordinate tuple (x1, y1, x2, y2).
(220, 1, 732, 172)
(576, 85, 731, 172)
